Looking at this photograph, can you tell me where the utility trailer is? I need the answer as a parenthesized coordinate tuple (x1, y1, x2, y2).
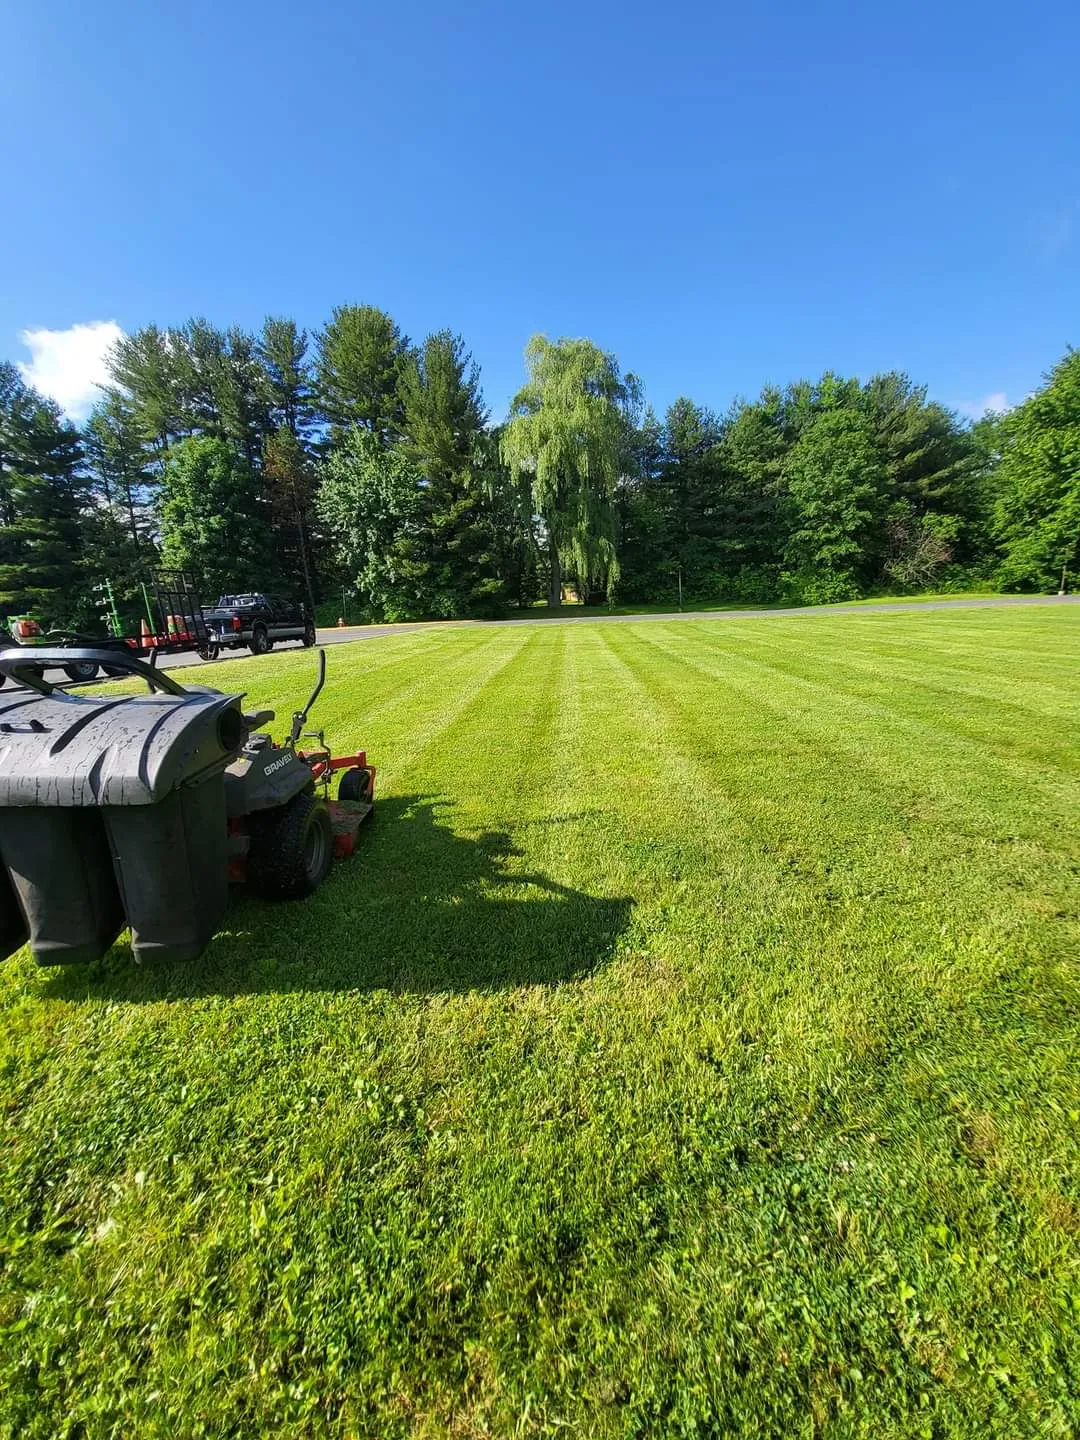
(0, 570, 221, 685)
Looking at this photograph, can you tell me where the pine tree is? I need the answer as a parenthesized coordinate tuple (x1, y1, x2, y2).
(0, 373, 87, 623)
(315, 305, 412, 439)
(258, 317, 314, 439)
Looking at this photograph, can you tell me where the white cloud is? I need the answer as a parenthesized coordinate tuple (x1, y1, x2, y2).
(956, 391, 1010, 420)
(16, 320, 125, 421)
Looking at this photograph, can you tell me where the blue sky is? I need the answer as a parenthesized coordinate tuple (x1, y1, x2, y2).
(2, 0, 1077, 423)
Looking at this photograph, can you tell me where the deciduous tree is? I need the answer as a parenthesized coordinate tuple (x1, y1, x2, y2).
(992, 349, 1080, 590)
(502, 336, 639, 604)
(782, 410, 886, 602)
(159, 436, 274, 596)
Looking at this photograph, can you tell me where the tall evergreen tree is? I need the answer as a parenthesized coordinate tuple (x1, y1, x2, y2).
(394, 330, 502, 614)
(397, 330, 488, 474)
(258, 317, 313, 439)
(0, 373, 87, 622)
(84, 394, 156, 552)
(857, 373, 978, 535)
(315, 305, 411, 438)
(107, 325, 185, 455)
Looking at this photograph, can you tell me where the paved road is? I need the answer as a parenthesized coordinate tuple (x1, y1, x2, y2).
(154, 593, 1079, 674)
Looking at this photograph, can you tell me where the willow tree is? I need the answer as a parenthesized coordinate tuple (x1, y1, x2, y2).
(501, 335, 639, 605)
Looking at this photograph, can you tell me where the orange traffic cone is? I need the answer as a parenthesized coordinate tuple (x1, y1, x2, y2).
(140, 617, 152, 643)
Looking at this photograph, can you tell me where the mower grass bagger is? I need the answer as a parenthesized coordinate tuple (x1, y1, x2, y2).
(0, 647, 374, 968)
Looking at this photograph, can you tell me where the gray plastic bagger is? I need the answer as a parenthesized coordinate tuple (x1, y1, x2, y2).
(0, 648, 246, 966)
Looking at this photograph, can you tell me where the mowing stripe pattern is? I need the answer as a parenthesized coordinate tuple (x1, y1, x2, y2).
(0, 607, 1077, 1438)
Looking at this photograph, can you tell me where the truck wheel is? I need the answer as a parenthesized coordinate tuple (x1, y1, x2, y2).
(250, 625, 271, 656)
(248, 793, 332, 900)
(338, 766, 373, 803)
(302, 621, 316, 647)
(63, 661, 100, 683)
(197, 643, 220, 662)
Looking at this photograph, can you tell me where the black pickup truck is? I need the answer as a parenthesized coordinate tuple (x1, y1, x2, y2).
(201, 593, 317, 657)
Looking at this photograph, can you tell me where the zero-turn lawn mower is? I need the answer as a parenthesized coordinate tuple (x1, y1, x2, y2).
(0, 647, 374, 967)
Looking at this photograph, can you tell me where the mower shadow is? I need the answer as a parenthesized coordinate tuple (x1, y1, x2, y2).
(42, 795, 634, 1001)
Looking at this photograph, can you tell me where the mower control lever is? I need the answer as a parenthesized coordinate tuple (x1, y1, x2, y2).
(288, 648, 326, 748)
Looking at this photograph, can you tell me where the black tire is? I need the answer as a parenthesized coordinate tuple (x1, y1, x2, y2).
(338, 766, 373, 803)
(302, 621, 317, 647)
(63, 660, 100, 683)
(197, 643, 220, 662)
(248, 793, 333, 900)
(249, 625, 271, 656)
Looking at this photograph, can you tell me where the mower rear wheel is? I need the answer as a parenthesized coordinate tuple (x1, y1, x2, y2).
(338, 766, 373, 803)
(249, 793, 333, 900)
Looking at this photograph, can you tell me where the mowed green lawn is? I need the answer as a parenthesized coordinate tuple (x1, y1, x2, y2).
(1, 608, 1078, 1438)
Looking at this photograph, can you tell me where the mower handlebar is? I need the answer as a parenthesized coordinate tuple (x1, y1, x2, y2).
(0, 647, 190, 697)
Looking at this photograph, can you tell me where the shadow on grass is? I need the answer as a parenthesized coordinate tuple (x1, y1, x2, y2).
(41, 796, 633, 1002)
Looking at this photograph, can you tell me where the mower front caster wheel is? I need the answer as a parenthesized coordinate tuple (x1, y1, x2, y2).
(249, 793, 333, 900)
(338, 766, 374, 803)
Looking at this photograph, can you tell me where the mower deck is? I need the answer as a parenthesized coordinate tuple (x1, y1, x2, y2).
(328, 798, 374, 858)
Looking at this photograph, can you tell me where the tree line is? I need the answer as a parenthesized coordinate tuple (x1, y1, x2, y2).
(1, 306, 1077, 630)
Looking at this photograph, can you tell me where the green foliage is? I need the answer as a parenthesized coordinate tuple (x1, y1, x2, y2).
(616, 370, 981, 608)
(3, 307, 1077, 621)
(82, 396, 159, 627)
(317, 428, 507, 621)
(0, 364, 88, 624)
(263, 427, 317, 611)
(2, 611, 1078, 1435)
(258, 316, 314, 439)
(106, 319, 271, 467)
(316, 304, 411, 438)
(397, 329, 488, 477)
(106, 325, 185, 453)
(317, 429, 430, 620)
(158, 436, 274, 595)
(84, 395, 156, 541)
(502, 336, 639, 603)
(992, 349, 1080, 591)
(397, 332, 507, 616)
(782, 409, 887, 596)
